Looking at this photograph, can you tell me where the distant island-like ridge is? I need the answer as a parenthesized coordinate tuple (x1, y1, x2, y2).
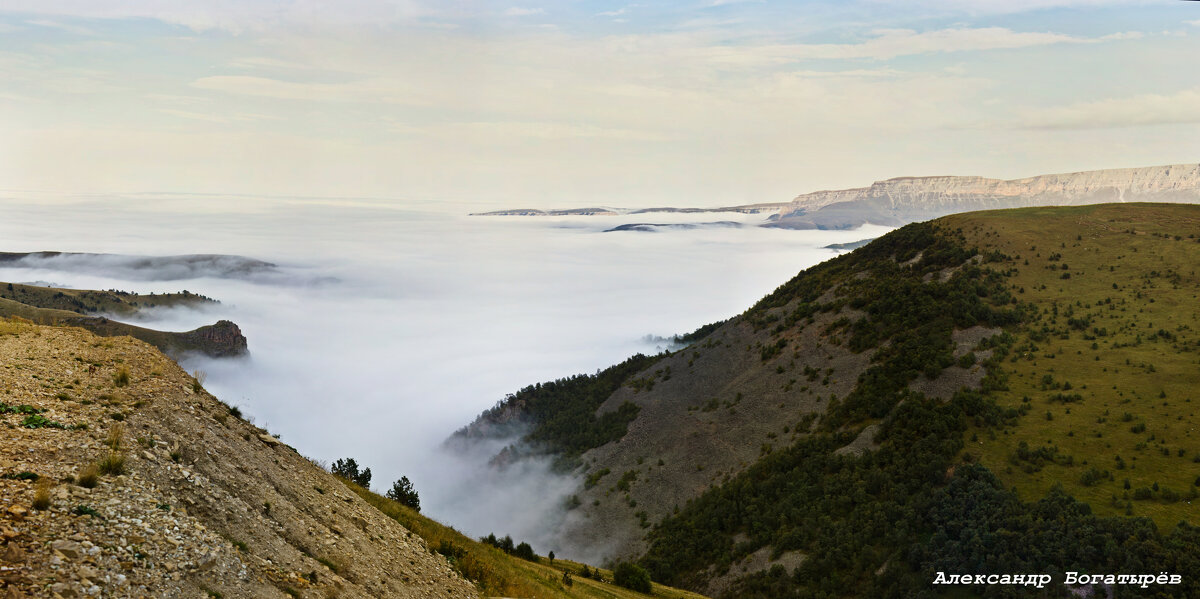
(474, 163, 1200, 230)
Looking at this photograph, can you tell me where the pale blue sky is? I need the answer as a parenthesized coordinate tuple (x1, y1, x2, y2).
(1, 1, 1197, 207)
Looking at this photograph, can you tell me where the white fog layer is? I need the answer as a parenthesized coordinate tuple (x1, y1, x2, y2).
(0, 194, 891, 554)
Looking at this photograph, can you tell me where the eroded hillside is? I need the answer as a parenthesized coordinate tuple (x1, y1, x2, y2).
(0, 321, 476, 598)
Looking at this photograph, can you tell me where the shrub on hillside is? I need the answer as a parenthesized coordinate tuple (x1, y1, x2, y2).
(386, 476, 421, 511)
(331, 457, 372, 488)
(613, 562, 652, 593)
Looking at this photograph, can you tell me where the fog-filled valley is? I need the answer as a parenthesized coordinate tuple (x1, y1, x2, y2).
(0, 193, 890, 554)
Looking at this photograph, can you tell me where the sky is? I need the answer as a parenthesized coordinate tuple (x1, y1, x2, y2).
(1, 1, 1199, 207)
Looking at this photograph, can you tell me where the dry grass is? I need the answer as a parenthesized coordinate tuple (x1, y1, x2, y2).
(192, 369, 206, 394)
(77, 463, 99, 488)
(33, 479, 52, 510)
(113, 366, 131, 387)
(338, 478, 710, 599)
(0, 318, 27, 336)
(105, 423, 124, 451)
(97, 452, 126, 476)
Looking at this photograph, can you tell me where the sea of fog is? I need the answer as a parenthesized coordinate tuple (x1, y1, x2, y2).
(0, 194, 891, 555)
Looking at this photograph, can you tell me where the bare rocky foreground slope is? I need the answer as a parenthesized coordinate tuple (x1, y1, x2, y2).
(0, 322, 476, 598)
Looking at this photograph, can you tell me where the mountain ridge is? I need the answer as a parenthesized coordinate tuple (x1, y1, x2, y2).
(456, 202, 1200, 598)
(470, 163, 1200, 230)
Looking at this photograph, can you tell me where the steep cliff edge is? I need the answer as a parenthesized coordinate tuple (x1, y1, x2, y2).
(0, 322, 476, 598)
(772, 163, 1200, 228)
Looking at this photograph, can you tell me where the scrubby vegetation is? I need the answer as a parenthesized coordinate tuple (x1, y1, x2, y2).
(514, 208, 1200, 598)
(386, 475, 420, 511)
(336, 474, 707, 599)
(449, 205, 1200, 598)
(613, 562, 652, 593)
(466, 353, 661, 459)
(330, 457, 372, 488)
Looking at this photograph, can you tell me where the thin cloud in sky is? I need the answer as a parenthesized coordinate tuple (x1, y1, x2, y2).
(0, 0, 1195, 204)
(24, 18, 96, 35)
(0, 0, 433, 32)
(675, 26, 1118, 67)
(1016, 87, 1200, 130)
(868, 0, 1160, 16)
(504, 7, 546, 17)
(190, 75, 435, 106)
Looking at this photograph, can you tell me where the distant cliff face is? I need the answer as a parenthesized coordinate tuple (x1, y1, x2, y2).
(178, 320, 249, 357)
(772, 163, 1200, 229)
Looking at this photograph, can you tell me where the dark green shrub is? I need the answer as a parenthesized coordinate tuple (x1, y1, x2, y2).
(613, 562, 652, 593)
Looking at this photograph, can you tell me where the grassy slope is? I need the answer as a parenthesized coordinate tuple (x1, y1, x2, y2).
(340, 479, 710, 599)
(0, 281, 214, 316)
(628, 204, 1200, 598)
(948, 203, 1200, 528)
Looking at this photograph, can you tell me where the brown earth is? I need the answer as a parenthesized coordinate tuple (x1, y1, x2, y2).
(0, 320, 476, 598)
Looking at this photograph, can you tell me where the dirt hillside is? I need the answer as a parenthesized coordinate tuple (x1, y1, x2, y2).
(0, 320, 477, 599)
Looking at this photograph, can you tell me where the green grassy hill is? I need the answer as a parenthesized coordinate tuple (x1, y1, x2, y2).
(947, 204, 1200, 528)
(460, 203, 1200, 598)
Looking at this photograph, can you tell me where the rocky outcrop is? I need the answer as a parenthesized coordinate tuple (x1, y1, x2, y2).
(52, 316, 249, 359)
(0, 282, 249, 359)
(176, 320, 249, 358)
(771, 163, 1200, 229)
